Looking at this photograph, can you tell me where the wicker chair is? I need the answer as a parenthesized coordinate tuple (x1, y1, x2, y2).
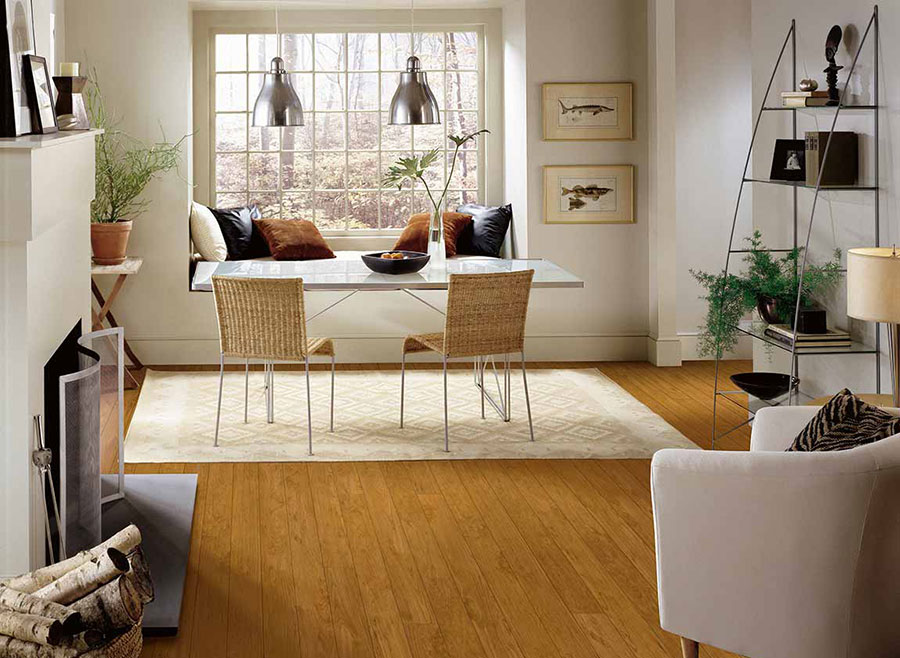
(401, 270, 535, 451)
(211, 276, 335, 454)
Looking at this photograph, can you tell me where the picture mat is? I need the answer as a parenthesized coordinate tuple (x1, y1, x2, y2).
(543, 82, 632, 140)
(3, 0, 35, 135)
(544, 165, 634, 224)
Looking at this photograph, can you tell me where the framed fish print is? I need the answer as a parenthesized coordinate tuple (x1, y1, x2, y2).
(542, 82, 633, 141)
(543, 165, 634, 224)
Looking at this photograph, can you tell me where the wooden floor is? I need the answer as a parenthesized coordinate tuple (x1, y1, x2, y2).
(118, 360, 751, 658)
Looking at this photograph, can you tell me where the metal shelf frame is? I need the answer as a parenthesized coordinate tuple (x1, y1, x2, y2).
(711, 6, 881, 448)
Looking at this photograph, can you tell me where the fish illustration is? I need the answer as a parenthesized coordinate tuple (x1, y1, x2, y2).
(568, 197, 587, 210)
(561, 185, 613, 200)
(559, 100, 615, 115)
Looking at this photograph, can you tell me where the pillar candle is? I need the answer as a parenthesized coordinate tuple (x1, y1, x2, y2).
(59, 62, 80, 77)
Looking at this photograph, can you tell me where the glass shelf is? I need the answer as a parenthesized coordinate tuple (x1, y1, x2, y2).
(762, 104, 876, 112)
(735, 321, 878, 355)
(742, 178, 878, 191)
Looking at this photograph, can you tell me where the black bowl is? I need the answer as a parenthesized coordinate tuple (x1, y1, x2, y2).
(361, 251, 430, 275)
(729, 372, 799, 401)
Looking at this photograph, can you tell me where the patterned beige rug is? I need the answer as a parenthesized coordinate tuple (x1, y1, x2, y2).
(125, 368, 697, 462)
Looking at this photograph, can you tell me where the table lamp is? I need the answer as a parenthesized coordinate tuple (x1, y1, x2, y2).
(847, 247, 900, 405)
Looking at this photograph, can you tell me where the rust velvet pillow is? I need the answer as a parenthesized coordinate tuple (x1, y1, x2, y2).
(253, 219, 336, 261)
(393, 212, 473, 257)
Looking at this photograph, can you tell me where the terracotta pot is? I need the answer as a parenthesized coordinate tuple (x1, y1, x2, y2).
(91, 220, 132, 265)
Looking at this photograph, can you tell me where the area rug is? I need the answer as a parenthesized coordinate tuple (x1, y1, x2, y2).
(125, 368, 697, 462)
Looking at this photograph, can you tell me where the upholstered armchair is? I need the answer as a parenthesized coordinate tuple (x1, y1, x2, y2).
(651, 406, 900, 658)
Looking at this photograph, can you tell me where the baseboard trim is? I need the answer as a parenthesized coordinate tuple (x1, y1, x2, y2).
(647, 336, 682, 367)
(678, 332, 752, 361)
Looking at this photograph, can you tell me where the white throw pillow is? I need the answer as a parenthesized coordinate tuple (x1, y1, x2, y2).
(190, 201, 228, 262)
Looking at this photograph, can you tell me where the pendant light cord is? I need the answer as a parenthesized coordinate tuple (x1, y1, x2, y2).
(276, 4, 281, 58)
(410, 0, 414, 51)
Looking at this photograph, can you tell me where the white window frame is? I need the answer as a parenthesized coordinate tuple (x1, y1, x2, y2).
(197, 14, 495, 238)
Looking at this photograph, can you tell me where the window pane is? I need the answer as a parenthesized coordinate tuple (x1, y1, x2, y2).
(348, 33, 379, 71)
(216, 153, 247, 191)
(446, 71, 478, 110)
(425, 71, 444, 110)
(289, 73, 313, 110)
(381, 33, 411, 70)
(282, 152, 312, 190)
(381, 191, 412, 228)
(381, 113, 410, 150)
(348, 72, 377, 110)
(348, 192, 379, 229)
(445, 111, 480, 145)
(281, 34, 313, 71)
(249, 152, 279, 190)
(282, 123, 312, 151)
(411, 191, 433, 216)
(216, 34, 246, 72)
(446, 32, 477, 70)
(314, 192, 347, 229)
(216, 192, 248, 208)
(348, 152, 379, 189)
(315, 113, 345, 150)
(315, 152, 346, 189)
(348, 112, 378, 149)
(251, 192, 280, 218)
(216, 74, 247, 111)
(381, 152, 414, 189)
(315, 33, 345, 71)
(412, 123, 444, 151)
(418, 151, 445, 189)
(449, 150, 477, 189)
(413, 33, 444, 70)
(282, 192, 313, 220)
(381, 72, 398, 111)
(315, 73, 345, 110)
(248, 34, 277, 71)
(445, 189, 479, 209)
(249, 125, 280, 151)
(216, 114, 246, 151)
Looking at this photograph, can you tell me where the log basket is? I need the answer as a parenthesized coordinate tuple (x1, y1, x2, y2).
(101, 622, 142, 658)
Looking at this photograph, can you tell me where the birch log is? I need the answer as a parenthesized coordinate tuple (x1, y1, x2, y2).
(0, 589, 80, 635)
(0, 636, 78, 658)
(2, 525, 142, 594)
(31, 550, 129, 606)
(125, 548, 154, 604)
(0, 607, 63, 646)
(70, 576, 142, 634)
(57, 630, 103, 653)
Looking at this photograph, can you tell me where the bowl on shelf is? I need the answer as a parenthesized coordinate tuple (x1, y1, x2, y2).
(361, 251, 430, 275)
(729, 372, 799, 401)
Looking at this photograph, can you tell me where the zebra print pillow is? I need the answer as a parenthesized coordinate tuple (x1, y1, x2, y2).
(787, 388, 900, 452)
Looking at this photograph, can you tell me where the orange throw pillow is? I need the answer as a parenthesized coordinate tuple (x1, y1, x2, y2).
(393, 212, 473, 257)
(253, 219, 336, 261)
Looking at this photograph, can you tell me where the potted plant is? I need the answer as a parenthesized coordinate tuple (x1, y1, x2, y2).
(691, 230, 843, 358)
(86, 76, 185, 265)
(382, 129, 488, 270)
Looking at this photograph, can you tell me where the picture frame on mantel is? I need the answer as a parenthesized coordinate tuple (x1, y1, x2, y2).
(542, 82, 633, 141)
(0, 0, 37, 136)
(23, 54, 57, 134)
(544, 165, 635, 224)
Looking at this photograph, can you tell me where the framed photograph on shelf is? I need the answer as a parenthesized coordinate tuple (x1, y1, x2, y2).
(23, 54, 57, 133)
(543, 165, 634, 224)
(1, 0, 36, 136)
(770, 138, 806, 181)
(542, 82, 633, 141)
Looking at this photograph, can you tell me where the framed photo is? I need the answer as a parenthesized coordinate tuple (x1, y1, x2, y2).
(543, 165, 634, 224)
(542, 82, 633, 141)
(770, 139, 805, 181)
(23, 54, 56, 134)
(1, 0, 36, 136)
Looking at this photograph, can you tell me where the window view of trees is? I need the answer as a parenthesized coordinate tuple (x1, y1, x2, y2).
(214, 31, 480, 232)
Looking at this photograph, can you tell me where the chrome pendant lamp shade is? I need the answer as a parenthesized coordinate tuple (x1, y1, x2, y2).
(252, 5, 304, 127)
(389, 56, 440, 125)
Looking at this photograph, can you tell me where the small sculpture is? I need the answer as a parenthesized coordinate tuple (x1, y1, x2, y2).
(824, 25, 843, 105)
(799, 78, 819, 92)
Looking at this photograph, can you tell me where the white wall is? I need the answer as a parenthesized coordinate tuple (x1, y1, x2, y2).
(751, 0, 897, 397)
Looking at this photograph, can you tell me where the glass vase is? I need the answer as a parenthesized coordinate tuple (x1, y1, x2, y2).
(427, 209, 446, 271)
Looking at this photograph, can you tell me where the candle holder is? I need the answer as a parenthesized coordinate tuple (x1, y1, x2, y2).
(52, 75, 90, 130)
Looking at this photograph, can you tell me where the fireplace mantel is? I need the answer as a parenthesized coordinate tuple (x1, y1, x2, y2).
(0, 130, 96, 577)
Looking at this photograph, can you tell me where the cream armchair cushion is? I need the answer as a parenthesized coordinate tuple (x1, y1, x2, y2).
(652, 405, 900, 658)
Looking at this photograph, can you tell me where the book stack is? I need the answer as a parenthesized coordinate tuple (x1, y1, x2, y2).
(782, 91, 830, 107)
(764, 324, 851, 350)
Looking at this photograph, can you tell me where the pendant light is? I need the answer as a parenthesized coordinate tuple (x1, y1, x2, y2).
(252, 5, 304, 127)
(388, 0, 440, 125)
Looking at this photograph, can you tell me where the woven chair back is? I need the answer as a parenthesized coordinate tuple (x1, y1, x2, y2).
(212, 276, 310, 361)
(443, 270, 534, 358)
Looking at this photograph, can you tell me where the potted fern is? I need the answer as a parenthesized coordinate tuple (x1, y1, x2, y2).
(383, 129, 488, 269)
(86, 77, 185, 264)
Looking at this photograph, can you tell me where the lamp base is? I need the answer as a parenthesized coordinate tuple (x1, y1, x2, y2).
(889, 324, 900, 408)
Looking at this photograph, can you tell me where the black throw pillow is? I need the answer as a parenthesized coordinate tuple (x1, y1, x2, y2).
(787, 388, 900, 452)
(455, 203, 512, 257)
(209, 204, 269, 260)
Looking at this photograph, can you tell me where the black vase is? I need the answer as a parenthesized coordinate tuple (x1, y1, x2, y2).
(756, 296, 781, 324)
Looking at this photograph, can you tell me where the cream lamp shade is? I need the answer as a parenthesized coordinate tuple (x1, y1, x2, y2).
(847, 247, 900, 324)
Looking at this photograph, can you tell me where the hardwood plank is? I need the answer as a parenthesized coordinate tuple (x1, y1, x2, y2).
(226, 463, 263, 658)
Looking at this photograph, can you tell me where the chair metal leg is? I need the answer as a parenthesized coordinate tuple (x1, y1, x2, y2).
(521, 351, 534, 441)
(479, 356, 485, 419)
(504, 354, 511, 422)
(214, 352, 224, 447)
(442, 355, 449, 452)
(330, 354, 335, 432)
(270, 362, 275, 423)
(400, 351, 406, 428)
(244, 359, 249, 423)
(305, 356, 313, 456)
